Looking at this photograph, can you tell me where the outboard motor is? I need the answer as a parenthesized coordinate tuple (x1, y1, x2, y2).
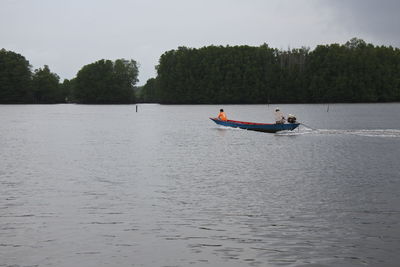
(287, 114, 297, 123)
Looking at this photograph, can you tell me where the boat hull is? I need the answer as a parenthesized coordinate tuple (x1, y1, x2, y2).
(210, 118, 299, 133)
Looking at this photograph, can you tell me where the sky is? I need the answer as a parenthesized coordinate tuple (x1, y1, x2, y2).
(1, 0, 399, 85)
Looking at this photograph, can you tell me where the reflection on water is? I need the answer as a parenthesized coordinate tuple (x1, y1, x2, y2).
(1, 103, 400, 267)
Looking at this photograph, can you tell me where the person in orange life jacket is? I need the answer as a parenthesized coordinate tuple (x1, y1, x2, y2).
(217, 109, 227, 121)
(274, 107, 285, 124)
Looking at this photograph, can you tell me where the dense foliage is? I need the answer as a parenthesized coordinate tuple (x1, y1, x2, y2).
(139, 78, 157, 103)
(74, 59, 138, 104)
(0, 49, 69, 104)
(2, 39, 400, 104)
(31, 65, 63, 103)
(0, 49, 32, 103)
(142, 38, 400, 104)
(0, 48, 139, 104)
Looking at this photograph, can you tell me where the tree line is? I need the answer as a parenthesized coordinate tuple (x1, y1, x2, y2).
(0, 48, 138, 104)
(2, 38, 400, 104)
(140, 38, 400, 104)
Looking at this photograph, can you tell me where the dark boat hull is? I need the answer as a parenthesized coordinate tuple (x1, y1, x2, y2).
(210, 118, 299, 133)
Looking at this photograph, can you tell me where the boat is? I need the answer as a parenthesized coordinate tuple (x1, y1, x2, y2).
(210, 118, 300, 133)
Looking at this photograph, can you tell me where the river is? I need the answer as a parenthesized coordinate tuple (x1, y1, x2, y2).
(1, 103, 400, 267)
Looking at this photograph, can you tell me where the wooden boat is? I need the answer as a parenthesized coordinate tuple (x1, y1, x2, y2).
(210, 118, 300, 133)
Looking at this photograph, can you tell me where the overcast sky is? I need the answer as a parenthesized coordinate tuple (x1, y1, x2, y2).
(1, 0, 399, 85)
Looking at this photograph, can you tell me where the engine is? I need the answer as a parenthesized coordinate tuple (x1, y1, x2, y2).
(287, 114, 297, 123)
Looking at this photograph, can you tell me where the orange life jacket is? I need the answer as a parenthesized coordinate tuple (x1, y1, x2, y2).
(218, 112, 227, 121)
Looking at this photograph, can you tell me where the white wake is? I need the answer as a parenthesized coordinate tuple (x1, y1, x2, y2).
(279, 125, 400, 138)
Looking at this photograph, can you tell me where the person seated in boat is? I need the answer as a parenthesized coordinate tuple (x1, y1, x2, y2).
(274, 107, 285, 124)
(217, 109, 227, 121)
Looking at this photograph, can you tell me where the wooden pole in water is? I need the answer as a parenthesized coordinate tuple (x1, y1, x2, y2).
(136, 105, 138, 112)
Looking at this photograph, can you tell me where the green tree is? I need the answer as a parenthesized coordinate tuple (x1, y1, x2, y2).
(60, 78, 75, 103)
(74, 59, 139, 104)
(0, 48, 32, 103)
(152, 40, 400, 104)
(31, 65, 62, 103)
(141, 78, 158, 102)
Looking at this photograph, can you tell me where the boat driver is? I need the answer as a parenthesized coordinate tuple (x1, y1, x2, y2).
(274, 107, 285, 124)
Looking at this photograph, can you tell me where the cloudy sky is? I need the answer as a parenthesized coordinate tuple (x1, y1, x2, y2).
(1, 0, 399, 85)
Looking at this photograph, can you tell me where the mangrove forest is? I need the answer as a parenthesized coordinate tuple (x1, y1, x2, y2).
(1, 38, 400, 104)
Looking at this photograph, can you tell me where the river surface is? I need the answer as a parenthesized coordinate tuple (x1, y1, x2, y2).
(1, 103, 400, 267)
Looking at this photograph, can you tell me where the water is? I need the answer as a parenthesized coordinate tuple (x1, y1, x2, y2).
(1, 103, 400, 267)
